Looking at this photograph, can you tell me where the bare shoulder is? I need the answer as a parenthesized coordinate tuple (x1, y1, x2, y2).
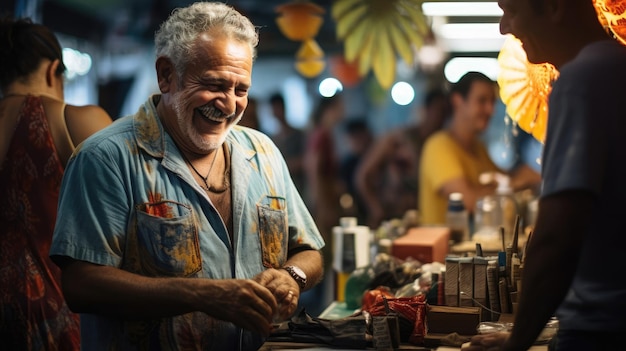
(65, 104, 112, 124)
(64, 104, 113, 145)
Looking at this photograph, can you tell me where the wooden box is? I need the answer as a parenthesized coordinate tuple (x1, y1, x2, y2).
(391, 227, 450, 263)
(427, 305, 481, 336)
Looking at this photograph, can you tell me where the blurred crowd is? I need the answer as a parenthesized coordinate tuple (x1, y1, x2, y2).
(243, 89, 446, 235)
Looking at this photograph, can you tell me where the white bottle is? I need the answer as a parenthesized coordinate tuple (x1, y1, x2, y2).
(446, 192, 470, 244)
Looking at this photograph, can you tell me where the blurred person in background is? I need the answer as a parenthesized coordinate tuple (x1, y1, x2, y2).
(270, 92, 307, 195)
(419, 72, 540, 225)
(49, 3, 324, 350)
(356, 88, 448, 228)
(464, 0, 626, 350)
(339, 118, 373, 224)
(0, 16, 112, 349)
(304, 93, 346, 242)
(238, 96, 261, 130)
(301, 93, 346, 316)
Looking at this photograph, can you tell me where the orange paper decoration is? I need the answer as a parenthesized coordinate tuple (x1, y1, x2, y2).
(593, 0, 626, 45)
(295, 39, 326, 78)
(498, 35, 560, 143)
(329, 55, 361, 87)
(275, 1, 326, 79)
(275, 1, 325, 41)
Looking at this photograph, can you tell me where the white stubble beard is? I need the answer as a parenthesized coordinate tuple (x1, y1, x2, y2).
(172, 90, 243, 153)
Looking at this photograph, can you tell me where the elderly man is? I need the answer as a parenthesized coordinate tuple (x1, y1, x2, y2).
(464, 0, 626, 350)
(50, 2, 324, 350)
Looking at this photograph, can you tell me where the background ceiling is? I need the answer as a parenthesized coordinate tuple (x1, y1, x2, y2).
(3, 0, 504, 58)
(31, 0, 341, 57)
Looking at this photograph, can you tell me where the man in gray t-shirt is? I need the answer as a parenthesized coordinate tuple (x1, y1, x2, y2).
(464, 1, 626, 351)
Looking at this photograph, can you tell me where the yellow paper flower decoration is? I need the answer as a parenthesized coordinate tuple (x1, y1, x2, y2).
(498, 2, 625, 143)
(332, 0, 429, 89)
(497, 35, 559, 143)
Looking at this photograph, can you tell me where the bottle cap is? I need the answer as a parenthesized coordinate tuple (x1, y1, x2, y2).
(339, 217, 358, 228)
(449, 192, 463, 201)
(495, 174, 512, 194)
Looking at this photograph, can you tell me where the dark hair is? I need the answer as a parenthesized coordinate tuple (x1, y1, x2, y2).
(0, 16, 66, 92)
(343, 118, 369, 135)
(269, 92, 284, 106)
(423, 88, 446, 107)
(450, 71, 493, 99)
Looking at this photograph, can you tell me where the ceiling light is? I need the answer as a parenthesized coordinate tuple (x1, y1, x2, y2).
(422, 2, 503, 17)
(444, 57, 499, 83)
(391, 81, 415, 106)
(435, 23, 506, 52)
(440, 38, 506, 52)
(318, 77, 343, 97)
(438, 23, 504, 40)
(63, 48, 92, 79)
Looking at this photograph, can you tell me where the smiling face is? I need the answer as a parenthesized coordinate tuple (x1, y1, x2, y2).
(159, 31, 253, 154)
(498, 0, 553, 64)
(454, 80, 497, 134)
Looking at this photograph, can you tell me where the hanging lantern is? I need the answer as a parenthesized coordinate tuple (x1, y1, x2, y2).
(329, 55, 361, 87)
(593, 0, 626, 46)
(275, 1, 326, 78)
(295, 39, 325, 78)
(275, 1, 325, 41)
(498, 35, 559, 143)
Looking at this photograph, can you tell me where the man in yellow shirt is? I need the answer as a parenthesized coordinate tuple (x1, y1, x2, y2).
(419, 72, 501, 225)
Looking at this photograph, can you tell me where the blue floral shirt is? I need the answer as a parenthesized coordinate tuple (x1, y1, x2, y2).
(50, 95, 324, 350)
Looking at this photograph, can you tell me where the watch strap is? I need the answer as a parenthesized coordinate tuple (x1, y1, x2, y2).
(283, 265, 306, 291)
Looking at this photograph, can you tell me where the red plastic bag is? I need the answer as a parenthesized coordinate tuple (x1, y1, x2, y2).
(364, 293, 427, 345)
(361, 286, 394, 312)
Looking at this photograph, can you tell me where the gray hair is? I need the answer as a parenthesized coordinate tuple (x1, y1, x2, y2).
(154, 2, 259, 76)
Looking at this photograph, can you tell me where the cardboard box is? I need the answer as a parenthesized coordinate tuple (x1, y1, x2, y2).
(427, 305, 481, 336)
(391, 227, 450, 263)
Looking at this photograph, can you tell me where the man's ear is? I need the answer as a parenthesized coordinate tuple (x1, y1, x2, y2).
(45, 59, 61, 87)
(450, 92, 463, 110)
(156, 56, 176, 93)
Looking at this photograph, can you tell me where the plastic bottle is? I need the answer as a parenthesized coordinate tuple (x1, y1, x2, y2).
(474, 175, 518, 246)
(446, 192, 470, 244)
(495, 175, 518, 246)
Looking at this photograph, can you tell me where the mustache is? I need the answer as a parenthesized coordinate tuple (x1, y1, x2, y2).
(196, 104, 235, 119)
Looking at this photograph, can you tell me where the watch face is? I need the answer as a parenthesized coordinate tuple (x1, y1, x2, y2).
(291, 266, 306, 278)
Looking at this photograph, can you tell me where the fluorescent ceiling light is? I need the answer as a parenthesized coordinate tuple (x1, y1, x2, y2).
(444, 57, 500, 83)
(422, 2, 503, 17)
(435, 23, 505, 52)
(438, 23, 504, 40)
(439, 37, 506, 52)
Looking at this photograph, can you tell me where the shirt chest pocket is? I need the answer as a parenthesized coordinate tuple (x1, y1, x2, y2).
(257, 196, 288, 269)
(128, 201, 202, 277)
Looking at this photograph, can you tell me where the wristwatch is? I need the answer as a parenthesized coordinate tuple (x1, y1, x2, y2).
(282, 265, 307, 291)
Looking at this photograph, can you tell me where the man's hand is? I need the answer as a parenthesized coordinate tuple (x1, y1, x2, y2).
(60, 260, 279, 336)
(201, 279, 278, 336)
(462, 332, 510, 351)
(254, 268, 300, 321)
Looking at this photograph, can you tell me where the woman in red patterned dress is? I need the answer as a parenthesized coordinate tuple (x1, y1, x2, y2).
(0, 17, 112, 350)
